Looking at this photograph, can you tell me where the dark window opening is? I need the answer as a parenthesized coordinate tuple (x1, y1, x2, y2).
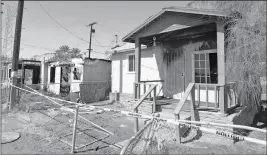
(73, 67, 81, 80)
(50, 67, 56, 83)
(194, 53, 218, 84)
(128, 55, 135, 72)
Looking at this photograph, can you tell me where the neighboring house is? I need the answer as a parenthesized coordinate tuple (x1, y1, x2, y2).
(45, 58, 111, 103)
(6, 60, 42, 87)
(111, 7, 236, 114)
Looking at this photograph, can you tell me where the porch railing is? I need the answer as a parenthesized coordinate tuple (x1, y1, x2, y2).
(173, 82, 238, 143)
(194, 82, 237, 111)
(133, 82, 158, 133)
(133, 80, 163, 100)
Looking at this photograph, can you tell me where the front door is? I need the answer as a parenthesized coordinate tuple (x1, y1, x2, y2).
(163, 50, 185, 99)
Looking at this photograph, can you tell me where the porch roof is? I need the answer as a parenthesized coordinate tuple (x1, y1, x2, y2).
(122, 7, 227, 43)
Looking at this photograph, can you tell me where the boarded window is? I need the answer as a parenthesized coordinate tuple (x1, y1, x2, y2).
(50, 67, 56, 83)
(73, 67, 81, 80)
(128, 54, 135, 72)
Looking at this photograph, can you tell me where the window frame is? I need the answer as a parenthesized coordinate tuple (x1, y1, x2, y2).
(192, 49, 217, 84)
(73, 67, 82, 81)
(50, 66, 56, 83)
(127, 53, 135, 73)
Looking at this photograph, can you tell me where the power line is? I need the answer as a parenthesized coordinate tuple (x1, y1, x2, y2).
(37, 1, 89, 43)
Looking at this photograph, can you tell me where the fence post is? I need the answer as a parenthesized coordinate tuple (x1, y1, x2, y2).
(71, 105, 79, 153)
(134, 108, 139, 133)
(175, 114, 181, 144)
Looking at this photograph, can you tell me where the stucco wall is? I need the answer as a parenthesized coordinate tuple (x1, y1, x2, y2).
(47, 66, 61, 95)
(111, 45, 164, 95)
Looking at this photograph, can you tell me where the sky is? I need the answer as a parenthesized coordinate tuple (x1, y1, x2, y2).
(2, 1, 191, 59)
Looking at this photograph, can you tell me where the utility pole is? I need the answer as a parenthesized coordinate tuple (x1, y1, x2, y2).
(87, 22, 97, 59)
(115, 34, 118, 47)
(10, 0, 24, 111)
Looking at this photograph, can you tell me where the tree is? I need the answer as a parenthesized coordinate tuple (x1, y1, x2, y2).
(188, 1, 266, 109)
(49, 45, 83, 62)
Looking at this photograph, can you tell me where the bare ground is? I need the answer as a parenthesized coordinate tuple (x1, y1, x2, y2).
(1, 92, 267, 154)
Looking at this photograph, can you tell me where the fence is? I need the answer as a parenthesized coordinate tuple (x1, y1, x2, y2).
(5, 83, 267, 154)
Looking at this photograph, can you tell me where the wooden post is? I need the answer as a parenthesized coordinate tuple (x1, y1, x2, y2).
(153, 87, 156, 113)
(143, 84, 146, 97)
(134, 108, 139, 133)
(137, 84, 140, 99)
(133, 83, 136, 100)
(190, 84, 196, 121)
(175, 114, 181, 144)
(149, 84, 152, 101)
(135, 38, 141, 97)
(10, 0, 24, 111)
(71, 105, 79, 153)
(216, 22, 227, 114)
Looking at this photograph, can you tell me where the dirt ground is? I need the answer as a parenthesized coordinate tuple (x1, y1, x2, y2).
(1, 91, 267, 154)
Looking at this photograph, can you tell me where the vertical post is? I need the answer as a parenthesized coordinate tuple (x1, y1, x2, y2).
(87, 22, 97, 59)
(10, 0, 24, 111)
(143, 84, 146, 96)
(133, 83, 136, 100)
(190, 84, 196, 121)
(206, 85, 208, 107)
(216, 22, 227, 114)
(135, 38, 141, 87)
(197, 84, 200, 107)
(175, 114, 181, 144)
(21, 61, 24, 86)
(137, 84, 140, 99)
(214, 85, 218, 108)
(149, 84, 152, 101)
(71, 105, 79, 153)
(153, 86, 156, 113)
(134, 108, 139, 133)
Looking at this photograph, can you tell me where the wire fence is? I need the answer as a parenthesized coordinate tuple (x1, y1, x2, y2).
(4, 83, 267, 154)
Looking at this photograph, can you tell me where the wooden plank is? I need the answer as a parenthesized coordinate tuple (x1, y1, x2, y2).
(133, 85, 157, 109)
(206, 85, 208, 107)
(153, 87, 156, 113)
(214, 86, 218, 108)
(71, 105, 79, 153)
(175, 114, 181, 144)
(174, 83, 194, 115)
(198, 84, 200, 107)
(190, 84, 196, 121)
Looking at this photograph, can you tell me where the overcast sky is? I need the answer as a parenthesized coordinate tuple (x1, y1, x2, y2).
(2, 1, 191, 59)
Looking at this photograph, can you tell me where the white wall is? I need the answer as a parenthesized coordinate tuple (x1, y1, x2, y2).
(70, 58, 83, 93)
(47, 66, 61, 95)
(111, 45, 164, 95)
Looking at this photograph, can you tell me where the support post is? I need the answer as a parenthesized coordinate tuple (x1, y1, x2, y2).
(10, 0, 24, 111)
(216, 22, 227, 114)
(134, 108, 139, 133)
(153, 87, 156, 113)
(71, 105, 79, 153)
(175, 114, 181, 144)
(133, 83, 136, 100)
(190, 84, 196, 121)
(135, 38, 141, 86)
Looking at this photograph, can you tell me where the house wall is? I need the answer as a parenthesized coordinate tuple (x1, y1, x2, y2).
(47, 66, 61, 95)
(83, 59, 111, 82)
(40, 62, 48, 90)
(70, 58, 83, 93)
(111, 45, 164, 96)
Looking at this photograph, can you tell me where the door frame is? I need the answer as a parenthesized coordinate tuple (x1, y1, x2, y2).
(192, 49, 217, 83)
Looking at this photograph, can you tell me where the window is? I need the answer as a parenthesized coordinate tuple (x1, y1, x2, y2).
(73, 67, 81, 80)
(50, 67, 56, 83)
(194, 53, 218, 84)
(128, 54, 135, 72)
